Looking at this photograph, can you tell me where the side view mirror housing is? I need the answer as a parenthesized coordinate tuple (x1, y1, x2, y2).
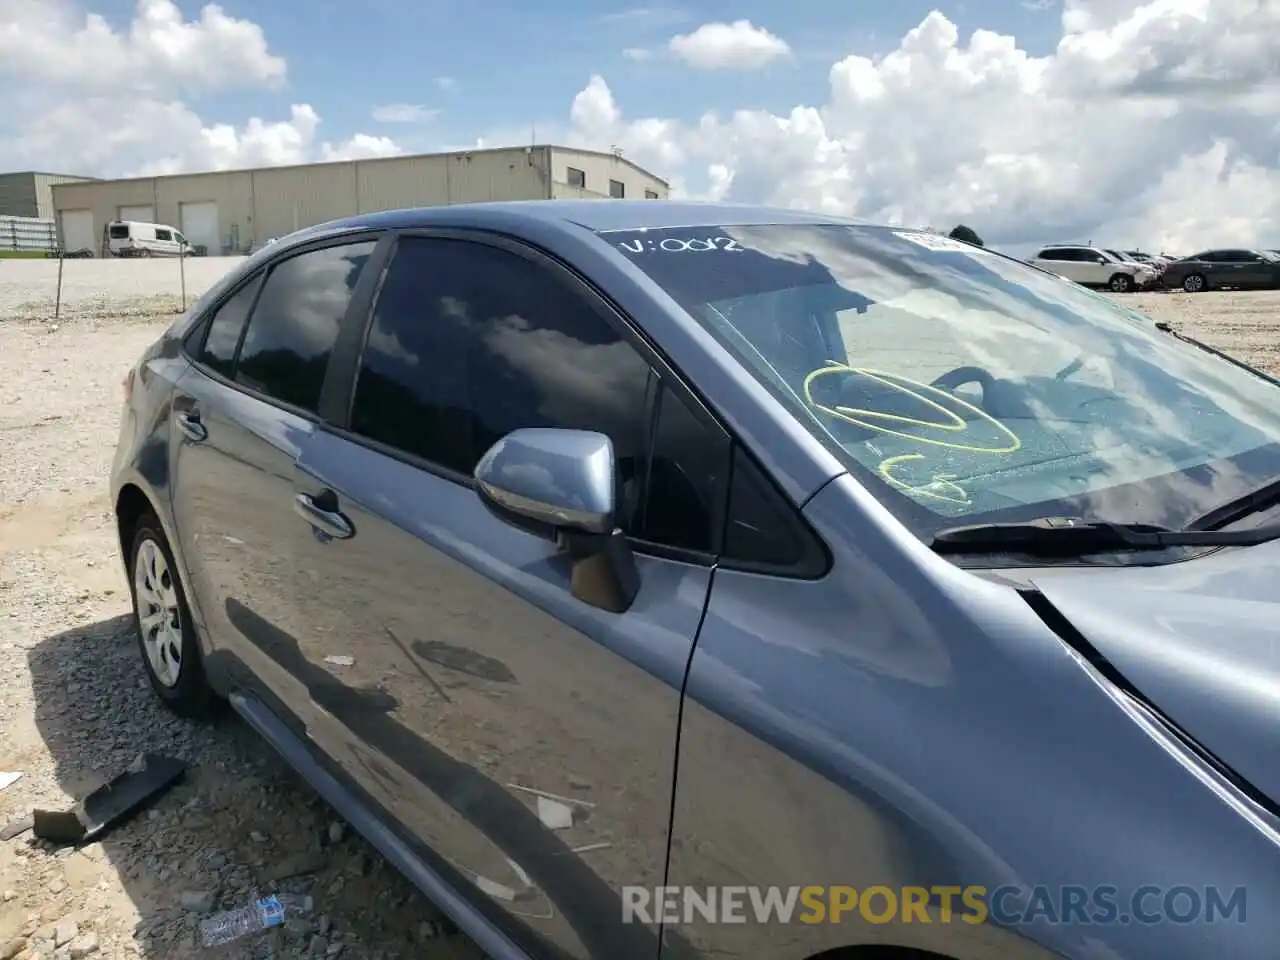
(473, 428, 639, 613)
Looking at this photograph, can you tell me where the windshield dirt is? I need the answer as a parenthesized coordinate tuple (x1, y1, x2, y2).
(606, 223, 1280, 545)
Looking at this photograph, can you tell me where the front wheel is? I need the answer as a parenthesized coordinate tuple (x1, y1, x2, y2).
(1182, 273, 1206, 293)
(1108, 273, 1133, 293)
(128, 515, 218, 718)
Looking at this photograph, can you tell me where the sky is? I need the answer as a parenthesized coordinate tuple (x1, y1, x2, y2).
(0, 0, 1277, 255)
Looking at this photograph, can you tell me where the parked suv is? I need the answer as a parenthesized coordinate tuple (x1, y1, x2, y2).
(1027, 244, 1156, 292)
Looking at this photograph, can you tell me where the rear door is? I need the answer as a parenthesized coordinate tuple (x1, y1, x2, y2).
(169, 233, 388, 718)
(277, 233, 730, 958)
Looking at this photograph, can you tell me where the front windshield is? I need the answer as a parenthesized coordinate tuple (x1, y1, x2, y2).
(607, 224, 1280, 546)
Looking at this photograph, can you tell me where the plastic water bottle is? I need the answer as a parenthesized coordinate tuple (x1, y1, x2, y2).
(199, 893, 313, 947)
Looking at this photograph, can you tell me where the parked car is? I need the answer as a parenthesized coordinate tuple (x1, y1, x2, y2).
(113, 202, 1280, 960)
(107, 220, 193, 258)
(1026, 244, 1156, 291)
(1161, 248, 1280, 292)
(1122, 250, 1172, 270)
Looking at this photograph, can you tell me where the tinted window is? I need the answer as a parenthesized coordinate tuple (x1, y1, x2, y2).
(351, 236, 650, 480)
(351, 238, 727, 549)
(635, 386, 727, 552)
(236, 241, 375, 413)
(108, 224, 128, 239)
(724, 446, 806, 567)
(1194, 251, 1222, 262)
(196, 277, 260, 378)
(1036, 249, 1065, 261)
(155, 228, 172, 241)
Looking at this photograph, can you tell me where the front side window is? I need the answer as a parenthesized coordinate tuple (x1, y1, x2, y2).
(604, 223, 1280, 559)
(235, 241, 375, 413)
(349, 236, 723, 551)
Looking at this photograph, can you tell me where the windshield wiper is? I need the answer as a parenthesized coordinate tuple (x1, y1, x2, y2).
(930, 516, 1280, 556)
(1186, 475, 1280, 531)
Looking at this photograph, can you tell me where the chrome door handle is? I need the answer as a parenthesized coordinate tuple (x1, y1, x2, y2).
(293, 493, 354, 540)
(175, 410, 207, 442)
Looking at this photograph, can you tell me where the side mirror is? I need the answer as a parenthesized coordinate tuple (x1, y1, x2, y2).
(474, 428, 639, 613)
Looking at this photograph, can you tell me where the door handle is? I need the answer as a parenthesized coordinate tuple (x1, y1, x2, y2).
(294, 492, 355, 540)
(174, 409, 207, 442)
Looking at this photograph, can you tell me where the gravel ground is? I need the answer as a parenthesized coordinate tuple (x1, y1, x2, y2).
(1, 262, 1278, 960)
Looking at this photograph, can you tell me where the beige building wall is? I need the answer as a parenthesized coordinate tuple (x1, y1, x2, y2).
(550, 148, 669, 200)
(50, 145, 666, 254)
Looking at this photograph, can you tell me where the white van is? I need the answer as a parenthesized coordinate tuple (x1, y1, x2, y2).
(107, 221, 193, 258)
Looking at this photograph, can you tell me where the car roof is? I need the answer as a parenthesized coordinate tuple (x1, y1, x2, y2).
(299, 200, 875, 239)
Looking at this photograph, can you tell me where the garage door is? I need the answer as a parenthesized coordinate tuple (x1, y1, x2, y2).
(58, 209, 95, 254)
(118, 205, 155, 223)
(179, 201, 219, 255)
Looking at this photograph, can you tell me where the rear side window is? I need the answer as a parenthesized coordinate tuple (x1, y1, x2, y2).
(234, 241, 375, 413)
(196, 278, 260, 378)
(1036, 249, 1065, 261)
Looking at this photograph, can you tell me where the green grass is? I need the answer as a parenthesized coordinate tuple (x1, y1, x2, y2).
(0, 250, 56, 259)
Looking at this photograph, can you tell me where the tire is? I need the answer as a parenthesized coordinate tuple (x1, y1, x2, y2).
(139, 248, 153, 259)
(1108, 273, 1133, 293)
(1183, 273, 1206, 293)
(128, 514, 218, 718)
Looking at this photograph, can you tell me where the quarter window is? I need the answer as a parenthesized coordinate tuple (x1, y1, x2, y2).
(235, 241, 375, 413)
(196, 277, 261, 378)
(350, 236, 724, 551)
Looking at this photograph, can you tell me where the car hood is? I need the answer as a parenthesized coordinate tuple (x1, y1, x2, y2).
(1029, 541, 1280, 807)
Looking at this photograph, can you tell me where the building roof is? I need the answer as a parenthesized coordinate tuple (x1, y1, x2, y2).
(0, 171, 98, 180)
(42, 145, 665, 190)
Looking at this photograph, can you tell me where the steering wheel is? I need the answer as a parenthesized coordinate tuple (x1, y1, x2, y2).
(930, 365, 998, 396)
(930, 365, 1033, 421)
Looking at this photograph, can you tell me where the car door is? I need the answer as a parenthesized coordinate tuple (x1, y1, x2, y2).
(169, 234, 386, 719)
(1076, 248, 1110, 285)
(275, 233, 729, 959)
(1032, 248, 1071, 280)
(1224, 249, 1269, 287)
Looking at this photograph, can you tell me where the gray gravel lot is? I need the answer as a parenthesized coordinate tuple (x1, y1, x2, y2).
(0, 260, 483, 959)
(1, 259, 1278, 960)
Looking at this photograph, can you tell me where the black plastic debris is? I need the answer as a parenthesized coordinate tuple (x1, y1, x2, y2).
(31, 753, 186, 845)
(0, 815, 33, 841)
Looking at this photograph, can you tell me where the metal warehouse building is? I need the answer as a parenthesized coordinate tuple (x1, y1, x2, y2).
(0, 171, 97, 219)
(50, 145, 670, 256)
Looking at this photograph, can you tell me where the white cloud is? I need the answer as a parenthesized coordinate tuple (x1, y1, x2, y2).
(668, 20, 791, 70)
(372, 103, 439, 124)
(0, 0, 400, 176)
(4, 0, 1280, 255)
(0, 0, 285, 93)
(568, 2, 1280, 251)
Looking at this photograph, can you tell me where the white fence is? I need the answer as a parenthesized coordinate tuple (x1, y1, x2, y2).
(0, 215, 58, 254)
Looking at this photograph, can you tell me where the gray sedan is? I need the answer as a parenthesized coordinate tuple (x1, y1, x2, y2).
(112, 201, 1280, 960)
(1161, 247, 1280, 292)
